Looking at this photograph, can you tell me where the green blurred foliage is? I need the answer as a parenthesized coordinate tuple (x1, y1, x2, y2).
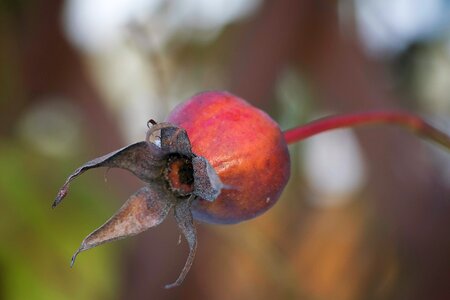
(0, 140, 119, 300)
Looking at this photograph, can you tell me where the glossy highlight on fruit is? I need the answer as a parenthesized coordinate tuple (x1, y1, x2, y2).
(167, 91, 291, 224)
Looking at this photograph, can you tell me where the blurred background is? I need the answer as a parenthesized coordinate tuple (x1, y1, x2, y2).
(1, 0, 450, 299)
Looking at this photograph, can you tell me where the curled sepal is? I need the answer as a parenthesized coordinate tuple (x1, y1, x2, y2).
(192, 156, 224, 201)
(165, 197, 197, 289)
(71, 184, 175, 266)
(53, 142, 165, 208)
(146, 122, 192, 156)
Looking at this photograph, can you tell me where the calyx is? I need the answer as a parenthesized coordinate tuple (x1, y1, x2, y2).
(53, 122, 224, 288)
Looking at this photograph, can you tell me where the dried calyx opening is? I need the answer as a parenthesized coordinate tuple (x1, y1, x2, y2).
(53, 120, 225, 288)
(164, 153, 195, 198)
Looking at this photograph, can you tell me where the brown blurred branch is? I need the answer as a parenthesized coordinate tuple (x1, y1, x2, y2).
(228, 0, 450, 299)
(17, 0, 122, 151)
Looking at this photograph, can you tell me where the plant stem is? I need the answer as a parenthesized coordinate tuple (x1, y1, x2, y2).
(283, 110, 450, 150)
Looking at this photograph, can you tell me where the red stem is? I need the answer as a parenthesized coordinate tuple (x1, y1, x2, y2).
(283, 110, 450, 150)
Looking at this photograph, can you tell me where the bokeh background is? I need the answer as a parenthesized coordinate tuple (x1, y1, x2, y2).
(1, 0, 450, 299)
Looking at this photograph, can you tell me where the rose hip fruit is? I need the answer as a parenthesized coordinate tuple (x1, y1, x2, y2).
(167, 91, 291, 224)
(54, 90, 290, 287)
(53, 88, 450, 288)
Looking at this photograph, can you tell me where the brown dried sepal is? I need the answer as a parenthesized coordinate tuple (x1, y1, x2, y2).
(53, 121, 224, 288)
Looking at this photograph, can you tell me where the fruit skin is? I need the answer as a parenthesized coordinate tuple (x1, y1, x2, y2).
(167, 91, 291, 224)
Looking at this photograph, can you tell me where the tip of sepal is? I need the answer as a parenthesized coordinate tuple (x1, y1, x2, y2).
(164, 281, 182, 289)
(53, 186, 68, 208)
(70, 247, 82, 268)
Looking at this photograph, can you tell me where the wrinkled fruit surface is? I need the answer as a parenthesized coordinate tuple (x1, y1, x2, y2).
(168, 91, 290, 224)
(53, 90, 290, 288)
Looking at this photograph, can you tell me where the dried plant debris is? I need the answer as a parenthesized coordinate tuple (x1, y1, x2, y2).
(54, 122, 224, 288)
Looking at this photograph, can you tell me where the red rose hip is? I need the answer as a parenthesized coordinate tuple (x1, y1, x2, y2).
(55, 88, 450, 288)
(54, 90, 291, 287)
(167, 91, 291, 224)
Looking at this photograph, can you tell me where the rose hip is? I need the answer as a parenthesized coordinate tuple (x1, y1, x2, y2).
(53, 90, 450, 288)
(167, 91, 290, 224)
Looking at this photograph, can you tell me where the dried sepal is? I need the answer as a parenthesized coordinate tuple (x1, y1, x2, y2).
(54, 120, 227, 288)
(192, 156, 224, 201)
(165, 196, 197, 289)
(71, 184, 175, 266)
(53, 142, 166, 208)
(147, 122, 192, 156)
